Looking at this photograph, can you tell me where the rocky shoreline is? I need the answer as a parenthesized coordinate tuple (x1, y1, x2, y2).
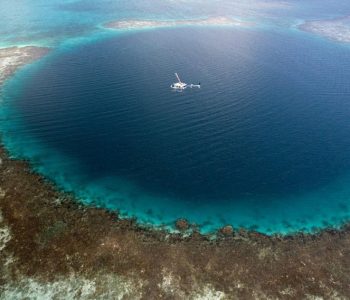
(1, 46, 350, 298)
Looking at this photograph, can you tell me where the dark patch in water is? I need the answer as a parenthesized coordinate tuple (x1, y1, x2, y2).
(4, 28, 350, 231)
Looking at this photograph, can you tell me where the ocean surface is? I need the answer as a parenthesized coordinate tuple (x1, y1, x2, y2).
(2, 0, 350, 233)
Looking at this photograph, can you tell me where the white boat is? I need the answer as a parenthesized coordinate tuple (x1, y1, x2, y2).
(170, 73, 200, 90)
(170, 73, 187, 90)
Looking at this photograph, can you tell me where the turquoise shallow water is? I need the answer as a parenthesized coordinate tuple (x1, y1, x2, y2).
(2, 1, 350, 234)
(1, 0, 350, 47)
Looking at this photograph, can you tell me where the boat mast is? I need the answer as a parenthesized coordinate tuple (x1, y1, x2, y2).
(175, 73, 182, 83)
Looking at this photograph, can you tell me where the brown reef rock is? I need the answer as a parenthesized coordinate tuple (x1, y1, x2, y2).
(175, 218, 190, 231)
(220, 225, 234, 236)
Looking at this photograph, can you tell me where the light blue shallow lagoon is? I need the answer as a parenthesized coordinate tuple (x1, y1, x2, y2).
(2, 0, 350, 234)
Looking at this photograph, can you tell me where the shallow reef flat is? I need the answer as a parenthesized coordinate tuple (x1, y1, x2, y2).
(1, 143, 350, 298)
(0, 46, 50, 86)
(1, 46, 350, 298)
(105, 17, 253, 30)
(300, 16, 350, 43)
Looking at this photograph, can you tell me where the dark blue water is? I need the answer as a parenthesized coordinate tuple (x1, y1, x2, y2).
(3, 27, 350, 233)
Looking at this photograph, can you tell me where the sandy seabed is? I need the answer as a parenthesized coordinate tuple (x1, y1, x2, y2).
(105, 17, 253, 30)
(300, 17, 350, 43)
